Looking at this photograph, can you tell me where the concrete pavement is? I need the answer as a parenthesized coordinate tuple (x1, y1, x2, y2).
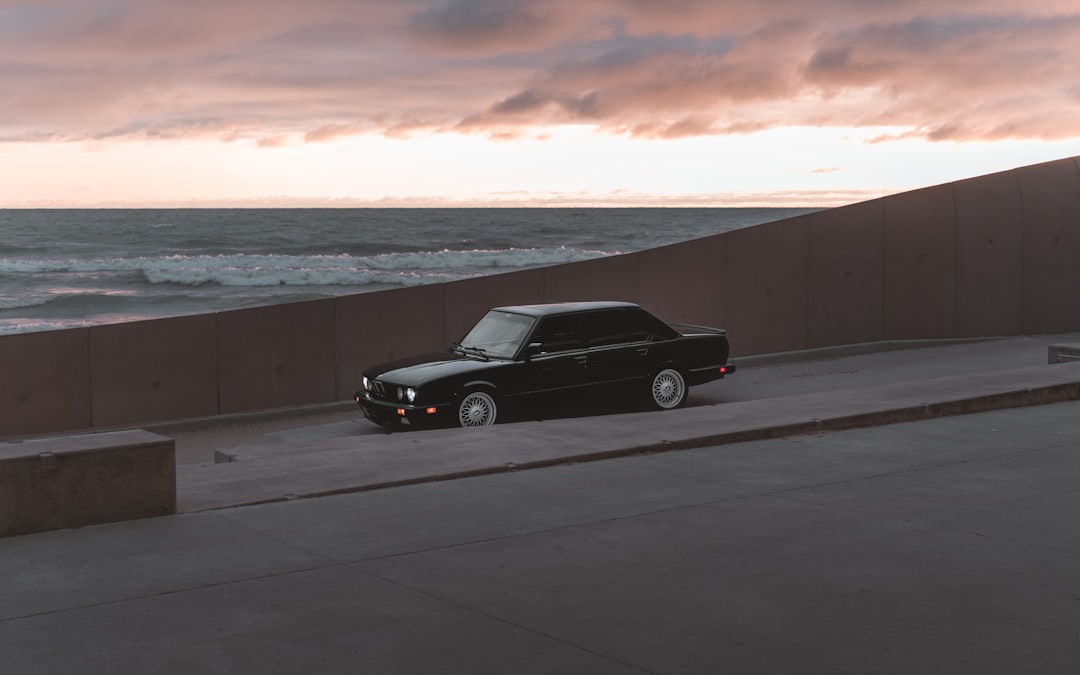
(166, 334, 1080, 512)
(3, 336, 1080, 673)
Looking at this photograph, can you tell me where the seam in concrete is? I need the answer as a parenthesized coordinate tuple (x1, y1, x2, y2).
(213, 313, 222, 422)
(950, 181, 960, 339)
(85, 328, 96, 429)
(1016, 166, 1029, 335)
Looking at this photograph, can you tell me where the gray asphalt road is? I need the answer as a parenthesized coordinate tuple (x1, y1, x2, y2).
(7, 376, 1080, 674)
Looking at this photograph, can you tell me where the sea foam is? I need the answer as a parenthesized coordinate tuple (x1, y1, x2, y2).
(0, 246, 610, 287)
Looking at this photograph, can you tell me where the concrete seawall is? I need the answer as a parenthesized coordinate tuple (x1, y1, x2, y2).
(2, 156, 1078, 438)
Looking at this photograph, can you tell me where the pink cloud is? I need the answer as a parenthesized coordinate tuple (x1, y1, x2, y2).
(2, 0, 1079, 145)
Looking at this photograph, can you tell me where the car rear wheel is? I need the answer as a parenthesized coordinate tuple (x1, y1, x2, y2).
(458, 390, 498, 427)
(650, 368, 687, 410)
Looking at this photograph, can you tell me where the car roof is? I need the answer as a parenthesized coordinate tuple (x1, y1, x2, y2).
(490, 301, 640, 318)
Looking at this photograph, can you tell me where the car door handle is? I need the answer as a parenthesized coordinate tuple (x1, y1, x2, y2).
(636, 347, 649, 356)
(574, 354, 588, 365)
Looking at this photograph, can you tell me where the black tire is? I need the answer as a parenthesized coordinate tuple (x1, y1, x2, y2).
(649, 368, 687, 410)
(457, 389, 498, 427)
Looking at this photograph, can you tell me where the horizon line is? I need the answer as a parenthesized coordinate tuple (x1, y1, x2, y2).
(0, 189, 888, 210)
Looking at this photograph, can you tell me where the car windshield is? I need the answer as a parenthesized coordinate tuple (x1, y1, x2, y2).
(458, 310, 536, 359)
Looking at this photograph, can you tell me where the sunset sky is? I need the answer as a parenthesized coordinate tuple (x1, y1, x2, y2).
(2, 0, 1080, 207)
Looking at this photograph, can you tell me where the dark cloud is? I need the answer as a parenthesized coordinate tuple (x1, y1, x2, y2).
(1, 0, 1079, 144)
(408, 0, 562, 54)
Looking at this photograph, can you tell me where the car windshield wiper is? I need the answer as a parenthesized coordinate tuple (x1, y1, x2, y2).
(452, 343, 490, 361)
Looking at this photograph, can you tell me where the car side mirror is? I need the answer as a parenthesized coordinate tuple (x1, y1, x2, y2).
(523, 342, 544, 360)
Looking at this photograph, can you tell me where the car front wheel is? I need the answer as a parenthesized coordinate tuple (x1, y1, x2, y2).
(650, 368, 687, 410)
(458, 390, 498, 427)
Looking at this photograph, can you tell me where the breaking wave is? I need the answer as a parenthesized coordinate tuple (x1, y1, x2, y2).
(0, 246, 612, 288)
(0, 295, 51, 310)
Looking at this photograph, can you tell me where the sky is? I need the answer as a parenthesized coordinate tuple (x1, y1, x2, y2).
(2, 0, 1080, 207)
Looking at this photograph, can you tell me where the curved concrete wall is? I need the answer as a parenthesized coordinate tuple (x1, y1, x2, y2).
(2, 156, 1078, 438)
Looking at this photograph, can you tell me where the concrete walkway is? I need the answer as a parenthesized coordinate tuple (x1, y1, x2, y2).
(177, 359, 1080, 512)
(3, 338, 1080, 673)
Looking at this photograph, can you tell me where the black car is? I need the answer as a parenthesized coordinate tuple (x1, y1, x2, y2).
(354, 301, 735, 428)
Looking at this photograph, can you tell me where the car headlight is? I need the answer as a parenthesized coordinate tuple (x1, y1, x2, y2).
(406, 387, 417, 403)
(362, 376, 371, 391)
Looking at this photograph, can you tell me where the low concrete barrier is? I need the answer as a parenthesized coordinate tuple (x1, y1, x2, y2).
(1049, 344, 1080, 364)
(0, 430, 175, 538)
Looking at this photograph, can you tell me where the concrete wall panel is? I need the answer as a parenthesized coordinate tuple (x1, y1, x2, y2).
(724, 218, 809, 356)
(806, 200, 885, 348)
(0, 329, 91, 438)
(638, 236, 728, 329)
(883, 185, 957, 340)
(442, 268, 547, 345)
(89, 315, 218, 428)
(1017, 157, 1080, 334)
(953, 169, 1025, 337)
(335, 284, 446, 399)
(217, 300, 337, 413)
(542, 253, 641, 305)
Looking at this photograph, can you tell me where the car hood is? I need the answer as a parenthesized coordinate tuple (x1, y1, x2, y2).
(366, 351, 502, 387)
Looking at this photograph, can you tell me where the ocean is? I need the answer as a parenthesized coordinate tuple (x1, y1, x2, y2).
(0, 208, 816, 335)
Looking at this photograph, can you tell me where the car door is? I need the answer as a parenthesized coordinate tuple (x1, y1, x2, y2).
(580, 309, 656, 391)
(515, 313, 590, 404)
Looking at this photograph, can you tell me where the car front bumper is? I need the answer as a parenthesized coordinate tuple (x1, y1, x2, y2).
(355, 392, 454, 428)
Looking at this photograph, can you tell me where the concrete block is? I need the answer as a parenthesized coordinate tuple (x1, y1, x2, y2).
(953, 169, 1025, 337)
(543, 254, 640, 305)
(442, 269, 547, 344)
(724, 218, 809, 356)
(883, 184, 957, 340)
(1048, 344, 1080, 364)
(335, 285, 447, 399)
(806, 200, 885, 348)
(0, 329, 92, 439)
(639, 236, 728, 329)
(0, 430, 175, 537)
(217, 300, 337, 414)
(1017, 158, 1080, 335)
(89, 315, 219, 428)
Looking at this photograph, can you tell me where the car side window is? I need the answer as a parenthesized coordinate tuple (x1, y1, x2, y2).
(628, 308, 679, 342)
(580, 310, 636, 347)
(531, 315, 584, 354)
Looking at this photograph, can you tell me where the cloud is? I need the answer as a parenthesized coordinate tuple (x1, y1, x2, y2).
(2, 0, 1079, 145)
(407, 0, 564, 55)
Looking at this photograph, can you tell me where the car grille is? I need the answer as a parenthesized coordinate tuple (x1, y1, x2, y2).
(369, 379, 399, 403)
